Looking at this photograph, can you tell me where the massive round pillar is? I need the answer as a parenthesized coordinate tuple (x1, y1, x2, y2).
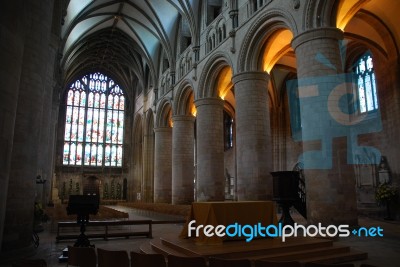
(0, 0, 25, 253)
(154, 127, 172, 203)
(1, 0, 55, 255)
(172, 115, 195, 204)
(194, 98, 225, 201)
(232, 71, 272, 200)
(292, 27, 358, 226)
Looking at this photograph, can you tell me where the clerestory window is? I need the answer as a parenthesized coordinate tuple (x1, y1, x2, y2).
(63, 72, 125, 167)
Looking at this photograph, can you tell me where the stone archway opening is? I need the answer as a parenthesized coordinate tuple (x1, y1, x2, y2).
(83, 176, 100, 196)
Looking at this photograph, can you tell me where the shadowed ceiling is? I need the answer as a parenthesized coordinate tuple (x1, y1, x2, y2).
(60, 0, 200, 95)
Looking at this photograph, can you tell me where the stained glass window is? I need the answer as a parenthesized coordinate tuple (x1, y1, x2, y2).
(63, 72, 125, 167)
(354, 52, 379, 113)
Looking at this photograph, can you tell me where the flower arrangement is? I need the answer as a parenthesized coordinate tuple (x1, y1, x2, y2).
(375, 183, 398, 204)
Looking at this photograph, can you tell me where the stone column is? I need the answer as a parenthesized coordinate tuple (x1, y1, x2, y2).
(232, 71, 272, 200)
(172, 115, 195, 204)
(2, 0, 55, 254)
(194, 98, 224, 201)
(154, 127, 172, 203)
(291, 27, 358, 226)
(0, 0, 25, 253)
(143, 132, 155, 202)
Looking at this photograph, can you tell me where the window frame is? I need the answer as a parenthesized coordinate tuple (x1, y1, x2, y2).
(62, 72, 125, 167)
(352, 51, 379, 115)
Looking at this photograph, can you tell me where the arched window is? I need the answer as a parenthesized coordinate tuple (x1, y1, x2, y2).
(354, 52, 379, 113)
(63, 72, 125, 167)
(223, 111, 234, 150)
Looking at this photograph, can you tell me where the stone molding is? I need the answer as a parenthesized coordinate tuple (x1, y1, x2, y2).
(291, 27, 344, 51)
(232, 71, 269, 84)
(194, 97, 224, 108)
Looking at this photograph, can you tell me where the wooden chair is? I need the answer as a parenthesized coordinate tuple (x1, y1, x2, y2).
(167, 254, 207, 267)
(12, 259, 47, 267)
(304, 263, 355, 267)
(97, 248, 129, 267)
(130, 251, 167, 267)
(67, 246, 96, 267)
(208, 257, 252, 267)
(254, 259, 302, 267)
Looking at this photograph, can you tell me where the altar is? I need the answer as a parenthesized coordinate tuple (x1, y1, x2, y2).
(180, 201, 278, 244)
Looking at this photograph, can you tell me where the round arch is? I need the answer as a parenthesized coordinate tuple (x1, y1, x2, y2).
(238, 10, 297, 72)
(155, 98, 173, 127)
(197, 52, 234, 99)
(174, 79, 195, 116)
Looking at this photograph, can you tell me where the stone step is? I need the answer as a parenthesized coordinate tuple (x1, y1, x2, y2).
(160, 236, 333, 258)
(299, 249, 368, 265)
(140, 235, 368, 266)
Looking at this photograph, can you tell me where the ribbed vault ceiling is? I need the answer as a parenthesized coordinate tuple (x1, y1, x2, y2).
(61, 0, 199, 93)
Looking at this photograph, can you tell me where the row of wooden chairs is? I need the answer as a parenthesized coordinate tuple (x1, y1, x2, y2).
(67, 246, 378, 267)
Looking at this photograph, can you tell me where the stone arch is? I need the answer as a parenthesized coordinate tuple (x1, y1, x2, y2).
(238, 10, 297, 72)
(155, 98, 173, 127)
(206, 26, 217, 52)
(342, 11, 398, 61)
(197, 52, 234, 99)
(303, 0, 337, 30)
(216, 17, 227, 43)
(174, 79, 195, 116)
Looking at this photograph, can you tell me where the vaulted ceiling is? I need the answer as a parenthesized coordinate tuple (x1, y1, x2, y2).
(60, 0, 200, 94)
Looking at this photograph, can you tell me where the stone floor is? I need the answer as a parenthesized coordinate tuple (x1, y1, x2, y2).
(1, 206, 399, 267)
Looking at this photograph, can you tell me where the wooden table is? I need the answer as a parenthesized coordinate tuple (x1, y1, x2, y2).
(180, 201, 278, 244)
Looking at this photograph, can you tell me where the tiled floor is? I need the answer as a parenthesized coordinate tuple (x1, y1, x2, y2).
(1, 206, 399, 267)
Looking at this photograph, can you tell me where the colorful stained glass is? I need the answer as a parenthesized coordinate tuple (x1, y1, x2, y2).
(105, 145, 111, 166)
(76, 144, 83, 165)
(63, 72, 125, 166)
(117, 145, 123, 166)
(97, 145, 103, 165)
(63, 143, 70, 164)
(67, 90, 74, 105)
(84, 144, 91, 165)
(91, 144, 97, 165)
(94, 93, 100, 108)
(111, 145, 117, 165)
(113, 96, 119, 109)
(100, 94, 106, 108)
(119, 96, 125, 110)
(64, 124, 71, 140)
(80, 91, 86, 106)
(88, 92, 94, 107)
(78, 125, 84, 142)
(74, 91, 80, 106)
(108, 95, 114, 109)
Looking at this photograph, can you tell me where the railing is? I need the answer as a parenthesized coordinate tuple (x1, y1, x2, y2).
(56, 220, 153, 242)
(293, 162, 307, 219)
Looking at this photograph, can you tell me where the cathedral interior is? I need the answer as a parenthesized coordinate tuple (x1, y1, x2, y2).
(0, 0, 399, 265)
